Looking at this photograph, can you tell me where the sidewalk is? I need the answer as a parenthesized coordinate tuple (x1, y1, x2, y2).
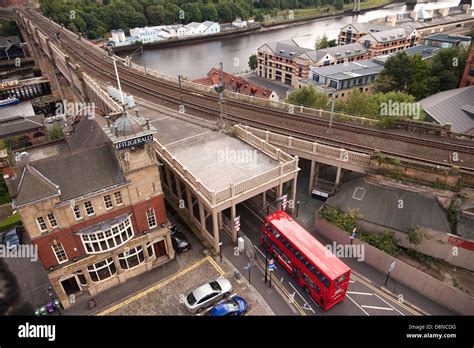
(220, 231, 297, 315)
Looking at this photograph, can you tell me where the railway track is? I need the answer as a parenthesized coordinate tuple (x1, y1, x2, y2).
(20, 9, 474, 171)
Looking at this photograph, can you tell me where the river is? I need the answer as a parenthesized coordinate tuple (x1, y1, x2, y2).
(127, 0, 461, 80)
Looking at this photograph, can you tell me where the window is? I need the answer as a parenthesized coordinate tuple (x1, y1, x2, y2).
(84, 201, 95, 216)
(118, 246, 144, 269)
(80, 216, 134, 254)
(37, 217, 47, 232)
(73, 205, 83, 220)
(114, 192, 123, 206)
(103, 195, 113, 209)
(47, 213, 58, 228)
(52, 243, 68, 264)
(147, 209, 157, 229)
(87, 257, 117, 282)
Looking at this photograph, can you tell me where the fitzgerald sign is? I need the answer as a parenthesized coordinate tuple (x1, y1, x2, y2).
(116, 134, 153, 150)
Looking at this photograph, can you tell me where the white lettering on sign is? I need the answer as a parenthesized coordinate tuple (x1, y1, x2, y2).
(116, 134, 153, 150)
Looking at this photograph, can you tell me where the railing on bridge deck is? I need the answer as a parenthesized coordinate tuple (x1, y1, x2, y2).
(154, 126, 298, 207)
(237, 125, 372, 168)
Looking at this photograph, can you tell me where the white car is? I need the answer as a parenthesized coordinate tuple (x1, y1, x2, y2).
(184, 277, 232, 313)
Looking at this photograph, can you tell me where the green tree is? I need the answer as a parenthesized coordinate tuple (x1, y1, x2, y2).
(286, 86, 329, 108)
(429, 46, 468, 93)
(146, 5, 166, 25)
(335, 0, 344, 10)
(201, 3, 219, 22)
(181, 3, 202, 23)
(216, 2, 234, 23)
(315, 33, 336, 49)
(48, 124, 64, 141)
(248, 54, 258, 70)
(336, 88, 379, 116)
(254, 12, 264, 22)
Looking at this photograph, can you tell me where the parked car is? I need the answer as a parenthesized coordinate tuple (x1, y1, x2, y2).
(170, 226, 190, 253)
(3, 226, 21, 251)
(184, 277, 232, 313)
(208, 296, 248, 316)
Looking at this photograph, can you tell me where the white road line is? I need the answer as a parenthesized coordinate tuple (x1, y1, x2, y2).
(346, 295, 370, 316)
(288, 281, 315, 313)
(374, 293, 405, 316)
(347, 291, 373, 296)
(361, 305, 394, 311)
(349, 280, 355, 283)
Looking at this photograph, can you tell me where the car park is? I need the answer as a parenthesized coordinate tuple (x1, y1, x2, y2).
(184, 277, 232, 313)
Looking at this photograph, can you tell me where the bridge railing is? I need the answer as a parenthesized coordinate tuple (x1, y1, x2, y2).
(238, 124, 372, 167)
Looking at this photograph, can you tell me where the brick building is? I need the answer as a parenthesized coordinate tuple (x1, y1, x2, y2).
(4, 112, 174, 309)
(358, 27, 421, 57)
(193, 67, 279, 101)
(257, 40, 368, 87)
(460, 44, 474, 87)
(338, 23, 397, 45)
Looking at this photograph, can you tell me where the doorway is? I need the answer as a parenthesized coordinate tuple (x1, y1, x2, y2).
(153, 240, 167, 258)
(60, 275, 81, 296)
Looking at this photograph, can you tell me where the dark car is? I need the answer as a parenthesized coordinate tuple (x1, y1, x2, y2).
(3, 226, 21, 251)
(208, 296, 248, 316)
(170, 224, 190, 253)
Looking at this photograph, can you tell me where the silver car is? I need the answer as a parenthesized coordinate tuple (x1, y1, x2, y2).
(184, 277, 232, 313)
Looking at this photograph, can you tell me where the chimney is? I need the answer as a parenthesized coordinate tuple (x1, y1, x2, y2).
(145, 118, 150, 130)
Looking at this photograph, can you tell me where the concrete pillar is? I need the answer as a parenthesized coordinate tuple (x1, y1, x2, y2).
(335, 166, 342, 185)
(198, 198, 206, 232)
(164, 234, 175, 260)
(176, 177, 183, 203)
(218, 211, 223, 230)
(81, 267, 94, 288)
(290, 174, 298, 214)
(185, 186, 193, 215)
(262, 191, 267, 210)
(212, 210, 220, 253)
(231, 203, 237, 243)
(309, 160, 315, 195)
(164, 165, 172, 193)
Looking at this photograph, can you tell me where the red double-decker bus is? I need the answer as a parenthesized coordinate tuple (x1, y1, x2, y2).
(263, 210, 351, 310)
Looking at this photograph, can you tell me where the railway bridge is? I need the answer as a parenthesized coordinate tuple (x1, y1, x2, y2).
(15, 9, 474, 204)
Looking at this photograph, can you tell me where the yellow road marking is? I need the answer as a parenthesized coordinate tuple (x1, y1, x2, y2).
(207, 256, 226, 276)
(96, 256, 218, 316)
(351, 274, 422, 316)
(254, 258, 306, 316)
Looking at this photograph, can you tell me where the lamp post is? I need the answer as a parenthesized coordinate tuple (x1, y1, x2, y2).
(264, 195, 286, 283)
(213, 62, 225, 128)
(326, 90, 335, 134)
(112, 57, 126, 110)
(178, 74, 184, 107)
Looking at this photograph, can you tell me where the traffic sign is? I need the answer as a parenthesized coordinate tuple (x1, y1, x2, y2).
(282, 194, 288, 211)
(389, 261, 396, 272)
(234, 216, 240, 232)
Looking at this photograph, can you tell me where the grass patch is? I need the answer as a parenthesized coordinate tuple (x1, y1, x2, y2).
(0, 213, 21, 232)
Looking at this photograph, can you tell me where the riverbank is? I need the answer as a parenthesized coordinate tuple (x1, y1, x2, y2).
(112, 0, 399, 54)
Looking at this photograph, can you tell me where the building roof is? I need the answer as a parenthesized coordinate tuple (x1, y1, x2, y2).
(185, 22, 202, 30)
(11, 143, 125, 206)
(0, 114, 44, 138)
(340, 23, 397, 33)
(308, 42, 368, 62)
(193, 67, 274, 99)
(67, 115, 111, 151)
(311, 59, 383, 80)
(424, 33, 472, 44)
(0, 36, 20, 48)
(326, 177, 451, 234)
(261, 39, 313, 59)
(359, 27, 415, 43)
(419, 86, 474, 134)
(0, 100, 35, 120)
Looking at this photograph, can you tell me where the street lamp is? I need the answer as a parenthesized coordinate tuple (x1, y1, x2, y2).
(326, 90, 336, 134)
(213, 62, 225, 128)
(264, 195, 286, 283)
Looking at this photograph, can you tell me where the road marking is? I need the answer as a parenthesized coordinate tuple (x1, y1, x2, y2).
(361, 305, 394, 311)
(207, 256, 226, 276)
(346, 294, 369, 316)
(96, 256, 214, 316)
(254, 258, 305, 316)
(374, 293, 405, 316)
(347, 291, 373, 296)
(288, 281, 315, 313)
(349, 280, 355, 283)
(351, 274, 421, 316)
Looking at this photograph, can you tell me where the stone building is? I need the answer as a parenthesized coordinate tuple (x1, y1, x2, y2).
(4, 112, 174, 309)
